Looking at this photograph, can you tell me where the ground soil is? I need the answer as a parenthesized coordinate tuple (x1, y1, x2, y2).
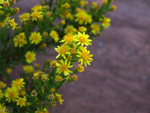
(11, 0, 150, 113)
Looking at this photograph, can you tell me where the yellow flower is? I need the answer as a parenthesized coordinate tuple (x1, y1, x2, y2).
(75, 10, 92, 24)
(84, 14, 92, 24)
(91, 23, 100, 34)
(78, 26, 87, 32)
(51, 88, 56, 93)
(3, 1, 10, 7)
(112, 5, 117, 10)
(0, 81, 6, 88)
(92, 2, 98, 9)
(9, 18, 17, 30)
(25, 51, 36, 64)
(6, 68, 12, 74)
(50, 60, 59, 68)
(14, 7, 20, 13)
(66, 13, 73, 20)
(64, 25, 77, 34)
(5, 86, 19, 102)
(57, 59, 73, 76)
(29, 32, 42, 45)
(20, 91, 26, 96)
(61, 10, 69, 18)
(55, 44, 70, 59)
(31, 4, 42, 11)
(79, 1, 85, 7)
(46, 11, 52, 17)
(35, 108, 49, 113)
(60, 34, 76, 44)
(55, 76, 62, 82)
(50, 30, 60, 43)
(76, 47, 93, 67)
(76, 32, 92, 46)
(16, 96, 27, 107)
(13, 32, 27, 47)
(60, 20, 65, 25)
(19, 13, 30, 22)
(0, 0, 4, 4)
(41, 74, 48, 82)
(0, 104, 7, 113)
(49, 94, 55, 100)
(23, 65, 34, 73)
(0, 90, 4, 100)
(76, 64, 84, 72)
(31, 10, 42, 21)
(56, 93, 64, 105)
(72, 75, 77, 81)
(103, 0, 108, 5)
(102, 17, 111, 28)
(63, 3, 70, 8)
(12, 78, 25, 89)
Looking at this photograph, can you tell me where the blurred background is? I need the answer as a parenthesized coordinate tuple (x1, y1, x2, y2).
(12, 0, 150, 113)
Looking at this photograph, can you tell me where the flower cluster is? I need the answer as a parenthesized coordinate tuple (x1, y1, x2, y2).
(0, 0, 116, 112)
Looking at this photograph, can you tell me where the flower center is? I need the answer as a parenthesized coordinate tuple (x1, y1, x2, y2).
(79, 36, 86, 43)
(59, 47, 67, 54)
(9, 92, 15, 98)
(60, 64, 67, 71)
(81, 52, 89, 61)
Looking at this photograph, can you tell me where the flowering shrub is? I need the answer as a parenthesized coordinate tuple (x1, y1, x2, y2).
(0, 0, 116, 112)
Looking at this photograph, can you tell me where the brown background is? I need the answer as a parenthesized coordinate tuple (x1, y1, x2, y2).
(12, 0, 150, 113)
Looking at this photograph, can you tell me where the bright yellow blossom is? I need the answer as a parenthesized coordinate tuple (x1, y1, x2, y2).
(76, 64, 84, 72)
(55, 93, 64, 105)
(102, 17, 111, 28)
(29, 32, 42, 45)
(55, 44, 70, 59)
(64, 25, 77, 34)
(50, 30, 60, 43)
(25, 51, 36, 64)
(112, 5, 117, 10)
(77, 47, 93, 67)
(79, 1, 85, 7)
(76, 32, 92, 46)
(16, 96, 27, 107)
(12, 78, 25, 89)
(13, 32, 27, 47)
(31, 4, 42, 11)
(31, 10, 42, 21)
(60, 34, 76, 44)
(9, 18, 17, 30)
(23, 65, 34, 73)
(78, 26, 87, 32)
(103, 0, 108, 5)
(5, 86, 19, 102)
(92, 2, 98, 9)
(0, 81, 6, 88)
(57, 59, 73, 76)
(19, 13, 30, 22)
(75, 10, 92, 24)
(91, 23, 100, 34)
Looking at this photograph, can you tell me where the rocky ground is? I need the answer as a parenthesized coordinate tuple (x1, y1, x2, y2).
(12, 0, 150, 113)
